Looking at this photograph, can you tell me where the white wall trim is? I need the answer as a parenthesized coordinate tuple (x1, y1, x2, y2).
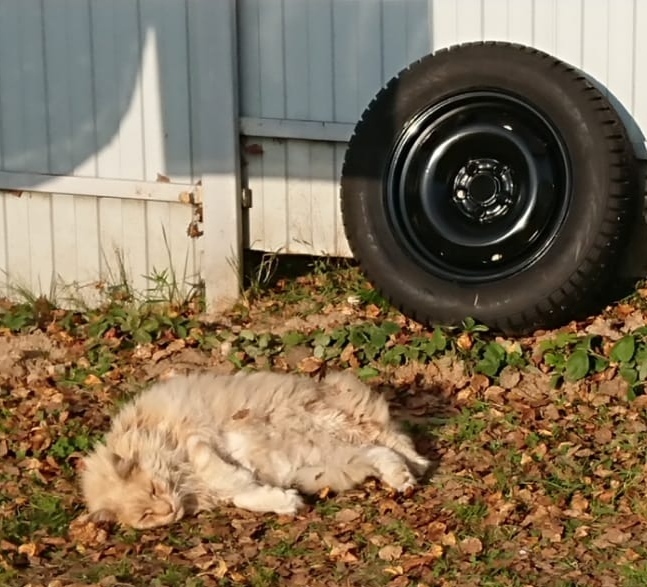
(0, 171, 196, 202)
(240, 116, 354, 143)
(192, 0, 243, 310)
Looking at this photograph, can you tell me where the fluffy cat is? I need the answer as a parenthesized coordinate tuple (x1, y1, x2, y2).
(80, 370, 430, 529)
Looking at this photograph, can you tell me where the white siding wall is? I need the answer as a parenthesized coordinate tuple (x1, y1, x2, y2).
(240, 0, 647, 256)
(0, 0, 194, 181)
(0, 0, 241, 302)
(0, 191, 195, 300)
(1, 0, 646, 300)
(239, 0, 431, 255)
(243, 138, 351, 257)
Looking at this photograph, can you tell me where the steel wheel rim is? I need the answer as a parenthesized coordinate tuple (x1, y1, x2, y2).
(384, 91, 572, 283)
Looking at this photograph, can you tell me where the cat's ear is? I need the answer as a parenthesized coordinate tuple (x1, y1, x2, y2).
(87, 508, 117, 523)
(110, 453, 138, 479)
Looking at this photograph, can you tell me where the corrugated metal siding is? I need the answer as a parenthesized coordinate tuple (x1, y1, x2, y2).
(241, 0, 647, 255)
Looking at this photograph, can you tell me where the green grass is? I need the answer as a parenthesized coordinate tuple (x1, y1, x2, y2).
(447, 500, 489, 528)
(1, 491, 78, 542)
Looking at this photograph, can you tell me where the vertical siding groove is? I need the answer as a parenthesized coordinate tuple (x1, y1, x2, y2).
(631, 0, 638, 114)
(0, 196, 7, 294)
(87, 0, 99, 177)
(330, 0, 337, 122)
(379, 1, 385, 85)
(136, 0, 148, 181)
(280, 0, 288, 120)
(39, 0, 52, 174)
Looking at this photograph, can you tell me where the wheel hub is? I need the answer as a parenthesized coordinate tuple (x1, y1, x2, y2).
(452, 158, 515, 223)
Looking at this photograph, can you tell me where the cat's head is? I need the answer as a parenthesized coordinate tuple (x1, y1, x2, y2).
(81, 445, 184, 529)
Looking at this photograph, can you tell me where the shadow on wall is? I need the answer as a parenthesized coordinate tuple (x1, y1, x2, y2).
(0, 0, 432, 184)
(0, 0, 237, 183)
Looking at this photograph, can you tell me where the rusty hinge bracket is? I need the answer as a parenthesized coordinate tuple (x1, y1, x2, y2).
(241, 187, 253, 209)
(179, 182, 204, 239)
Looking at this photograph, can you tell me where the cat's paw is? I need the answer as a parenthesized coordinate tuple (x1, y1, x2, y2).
(409, 455, 431, 477)
(271, 488, 304, 515)
(385, 468, 417, 493)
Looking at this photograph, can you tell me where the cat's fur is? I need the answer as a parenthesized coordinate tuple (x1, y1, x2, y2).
(81, 370, 430, 528)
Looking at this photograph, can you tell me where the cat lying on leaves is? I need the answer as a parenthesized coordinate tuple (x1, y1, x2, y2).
(80, 370, 430, 529)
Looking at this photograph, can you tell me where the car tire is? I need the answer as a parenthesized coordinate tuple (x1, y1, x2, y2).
(340, 41, 642, 334)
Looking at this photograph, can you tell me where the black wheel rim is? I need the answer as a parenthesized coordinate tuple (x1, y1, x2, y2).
(385, 91, 572, 283)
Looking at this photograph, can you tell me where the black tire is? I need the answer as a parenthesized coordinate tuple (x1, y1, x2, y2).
(341, 42, 642, 334)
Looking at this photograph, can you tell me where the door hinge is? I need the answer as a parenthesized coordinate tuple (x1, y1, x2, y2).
(241, 187, 253, 208)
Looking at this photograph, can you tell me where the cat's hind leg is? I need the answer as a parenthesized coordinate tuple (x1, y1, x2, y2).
(361, 445, 417, 492)
(377, 428, 431, 476)
(292, 457, 376, 494)
(232, 486, 303, 514)
(187, 436, 304, 515)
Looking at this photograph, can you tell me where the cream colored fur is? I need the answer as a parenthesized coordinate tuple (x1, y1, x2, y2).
(80, 370, 429, 529)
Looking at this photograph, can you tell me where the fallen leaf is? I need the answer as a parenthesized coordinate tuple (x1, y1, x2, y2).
(298, 356, 323, 374)
(211, 559, 228, 579)
(441, 532, 457, 547)
(340, 344, 355, 363)
(335, 508, 360, 524)
(154, 543, 173, 558)
(622, 548, 641, 562)
(377, 544, 402, 561)
(68, 516, 109, 547)
(593, 527, 632, 548)
(564, 493, 589, 518)
(499, 366, 521, 389)
(318, 486, 331, 499)
(428, 543, 444, 559)
(329, 542, 358, 562)
(470, 373, 490, 391)
(365, 304, 381, 318)
(456, 333, 473, 351)
(83, 373, 102, 386)
(426, 521, 447, 539)
(17, 542, 40, 557)
(459, 537, 483, 555)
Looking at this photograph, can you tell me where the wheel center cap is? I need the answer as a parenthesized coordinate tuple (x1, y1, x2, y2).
(468, 173, 498, 203)
(452, 158, 516, 223)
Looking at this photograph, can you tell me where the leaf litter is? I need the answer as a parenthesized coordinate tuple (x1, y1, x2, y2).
(2, 274, 647, 586)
